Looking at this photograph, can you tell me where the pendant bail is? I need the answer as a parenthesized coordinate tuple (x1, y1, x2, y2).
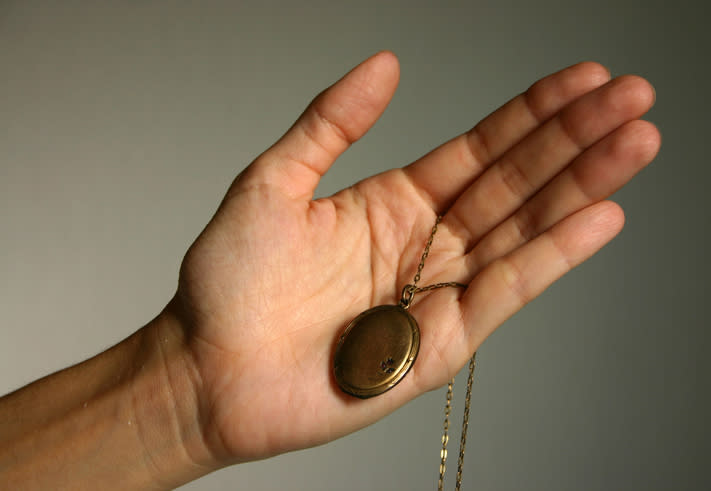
(400, 284, 417, 310)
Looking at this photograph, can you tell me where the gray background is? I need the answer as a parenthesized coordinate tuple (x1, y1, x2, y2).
(0, 1, 708, 490)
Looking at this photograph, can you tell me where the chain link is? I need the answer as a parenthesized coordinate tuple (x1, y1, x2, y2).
(414, 282, 468, 294)
(437, 380, 454, 491)
(398, 216, 477, 491)
(454, 353, 476, 490)
(411, 215, 442, 287)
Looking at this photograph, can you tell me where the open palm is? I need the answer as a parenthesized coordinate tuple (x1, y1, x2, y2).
(172, 52, 659, 464)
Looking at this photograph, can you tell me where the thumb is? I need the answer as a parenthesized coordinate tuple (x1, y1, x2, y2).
(240, 51, 400, 200)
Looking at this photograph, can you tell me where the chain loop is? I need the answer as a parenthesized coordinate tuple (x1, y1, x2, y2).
(400, 284, 417, 310)
(404, 216, 466, 307)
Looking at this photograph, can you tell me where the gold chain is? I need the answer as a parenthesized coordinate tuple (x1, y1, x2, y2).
(399, 216, 477, 490)
(453, 353, 476, 490)
(438, 379, 454, 491)
(400, 217, 466, 309)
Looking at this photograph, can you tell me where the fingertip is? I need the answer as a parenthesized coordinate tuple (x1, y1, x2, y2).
(613, 74, 657, 112)
(574, 61, 612, 85)
(372, 50, 400, 72)
(616, 119, 662, 164)
(526, 61, 612, 120)
(359, 50, 401, 92)
(558, 201, 626, 254)
(306, 50, 401, 145)
(591, 200, 626, 237)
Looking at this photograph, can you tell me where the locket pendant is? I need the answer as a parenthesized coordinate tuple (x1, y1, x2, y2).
(331, 216, 476, 488)
(333, 304, 420, 399)
(333, 216, 462, 399)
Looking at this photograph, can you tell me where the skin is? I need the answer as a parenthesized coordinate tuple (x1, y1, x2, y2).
(0, 51, 660, 489)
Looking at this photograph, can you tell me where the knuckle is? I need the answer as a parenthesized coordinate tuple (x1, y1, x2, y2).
(512, 206, 540, 244)
(495, 257, 531, 307)
(465, 125, 493, 168)
(498, 156, 533, 200)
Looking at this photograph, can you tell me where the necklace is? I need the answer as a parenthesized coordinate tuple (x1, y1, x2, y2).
(333, 216, 477, 489)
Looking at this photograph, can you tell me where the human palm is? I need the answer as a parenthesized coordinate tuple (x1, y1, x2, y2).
(172, 52, 658, 464)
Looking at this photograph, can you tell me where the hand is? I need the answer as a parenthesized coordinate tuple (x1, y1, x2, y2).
(171, 51, 659, 464)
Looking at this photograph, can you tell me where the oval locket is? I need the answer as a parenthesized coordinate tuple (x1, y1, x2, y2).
(333, 305, 420, 399)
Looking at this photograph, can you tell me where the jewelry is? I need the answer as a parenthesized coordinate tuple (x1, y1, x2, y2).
(332, 217, 477, 489)
(438, 353, 476, 491)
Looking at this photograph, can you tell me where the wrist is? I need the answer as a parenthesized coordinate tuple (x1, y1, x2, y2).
(0, 299, 220, 490)
(131, 299, 220, 488)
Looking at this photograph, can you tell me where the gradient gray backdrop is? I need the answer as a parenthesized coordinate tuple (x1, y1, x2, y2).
(1, 1, 707, 490)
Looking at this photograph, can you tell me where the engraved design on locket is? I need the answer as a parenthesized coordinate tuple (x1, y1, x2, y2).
(333, 304, 420, 399)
